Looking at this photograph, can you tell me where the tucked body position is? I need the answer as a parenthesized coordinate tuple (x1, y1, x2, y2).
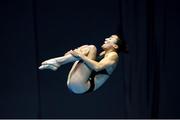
(39, 34, 128, 94)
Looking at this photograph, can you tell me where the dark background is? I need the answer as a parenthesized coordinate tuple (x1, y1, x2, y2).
(0, 0, 180, 118)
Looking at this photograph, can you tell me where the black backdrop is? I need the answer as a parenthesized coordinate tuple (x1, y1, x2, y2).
(0, 0, 180, 119)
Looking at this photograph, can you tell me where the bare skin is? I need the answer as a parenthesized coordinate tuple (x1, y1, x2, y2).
(39, 35, 120, 94)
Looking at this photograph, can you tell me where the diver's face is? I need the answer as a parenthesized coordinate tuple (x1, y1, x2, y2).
(101, 35, 119, 49)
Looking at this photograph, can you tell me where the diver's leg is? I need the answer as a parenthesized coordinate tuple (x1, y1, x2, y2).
(64, 45, 89, 56)
(39, 54, 78, 71)
(39, 45, 90, 71)
(67, 45, 97, 94)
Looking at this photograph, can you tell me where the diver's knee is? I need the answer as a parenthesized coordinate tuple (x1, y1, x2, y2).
(88, 45, 96, 49)
(88, 45, 97, 52)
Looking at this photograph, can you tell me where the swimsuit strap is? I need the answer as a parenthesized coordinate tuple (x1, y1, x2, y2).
(95, 69, 109, 75)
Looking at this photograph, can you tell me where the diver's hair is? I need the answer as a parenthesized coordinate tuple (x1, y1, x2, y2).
(115, 34, 128, 54)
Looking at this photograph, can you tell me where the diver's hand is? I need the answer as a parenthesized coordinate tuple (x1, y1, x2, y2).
(69, 50, 82, 59)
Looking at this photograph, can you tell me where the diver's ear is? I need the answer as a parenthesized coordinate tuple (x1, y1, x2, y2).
(113, 44, 118, 49)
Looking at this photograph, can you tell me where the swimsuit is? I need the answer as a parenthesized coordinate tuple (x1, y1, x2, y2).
(84, 55, 110, 94)
(84, 69, 109, 94)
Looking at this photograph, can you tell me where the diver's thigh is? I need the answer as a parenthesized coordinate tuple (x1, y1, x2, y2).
(67, 61, 92, 83)
(67, 61, 92, 93)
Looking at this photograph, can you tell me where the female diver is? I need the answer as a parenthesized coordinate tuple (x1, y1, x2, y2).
(39, 34, 128, 94)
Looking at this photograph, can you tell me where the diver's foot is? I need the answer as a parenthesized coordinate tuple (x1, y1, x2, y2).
(39, 58, 61, 71)
(39, 64, 59, 71)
